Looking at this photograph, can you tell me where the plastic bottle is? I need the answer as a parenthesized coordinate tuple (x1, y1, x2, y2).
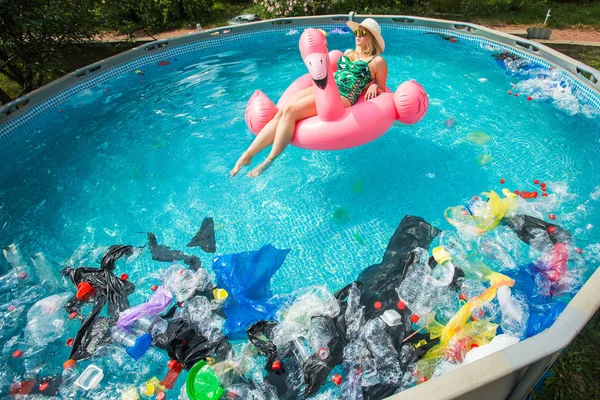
(396, 248, 430, 310)
(133, 316, 168, 338)
(160, 360, 184, 389)
(307, 316, 333, 360)
(3, 244, 25, 269)
(410, 247, 455, 320)
(111, 328, 168, 363)
(292, 336, 313, 366)
(340, 367, 363, 400)
(31, 252, 63, 290)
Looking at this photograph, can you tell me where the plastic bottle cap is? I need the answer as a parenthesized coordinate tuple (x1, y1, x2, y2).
(514, 190, 520, 195)
(272, 360, 282, 371)
(318, 347, 329, 359)
(69, 311, 77, 319)
(473, 196, 479, 201)
(471, 343, 479, 349)
(534, 179, 540, 184)
(63, 359, 77, 369)
(449, 38, 457, 43)
(514, 93, 519, 97)
(508, 91, 512, 95)
(332, 374, 342, 385)
(39, 382, 49, 391)
(76, 282, 95, 301)
(540, 182, 546, 186)
(373, 301, 382, 310)
(459, 293, 467, 301)
(212, 288, 229, 303)
(542, 193, 548, 197)
(548, 226, 557, 234)
(156, 393, 166, 400)
(177, 301, 184, 308)
(527, 96, 532, 101)
(397, 300, 406, 310)
(12, 350, 23, 358)
(151, 285, 158, 291)
(168, 360, 183, 372)
(179, 269, 185, 275)
(18, 272, 27, 279)
(499, 178, 505, 184)
(66, 338, 74, 347)
(410, 314, 420, 323)
(8, 305, 16, 312)
(120, 273, 129, 280)
(549, 214, 556, 220)
(419, 376, 428, 383)
(432, 247, 452, 265)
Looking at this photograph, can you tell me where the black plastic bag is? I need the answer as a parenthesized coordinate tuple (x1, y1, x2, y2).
(158, 318, 232, 370)
(509, 214, 571, 247)
(147, 232, 202, 270)
(358, 216, 440, 316)
(247, 320, 279, 372)
(187, 217, 216, 253)
(62, 245, 136, 360)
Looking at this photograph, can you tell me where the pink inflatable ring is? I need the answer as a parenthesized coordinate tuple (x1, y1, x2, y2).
(245, 28, 429, 151)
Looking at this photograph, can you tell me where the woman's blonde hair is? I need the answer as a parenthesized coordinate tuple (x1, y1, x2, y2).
(348, 29, 382, 60)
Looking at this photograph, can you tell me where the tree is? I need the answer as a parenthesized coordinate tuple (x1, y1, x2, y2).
(0, 0, 100, 99)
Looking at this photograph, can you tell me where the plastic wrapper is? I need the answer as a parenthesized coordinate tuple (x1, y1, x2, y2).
(117, 286, 173, 330)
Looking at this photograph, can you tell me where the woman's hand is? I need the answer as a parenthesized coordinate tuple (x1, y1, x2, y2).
(364, 84, 379, 100)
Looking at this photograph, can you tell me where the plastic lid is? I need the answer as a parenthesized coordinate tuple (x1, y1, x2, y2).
(76, 282, 95, 301)
(63, 359, 77, 369)
(212, 288, 229, 303)
(186, 361, 224, 400)
(432, 247, 452, 265)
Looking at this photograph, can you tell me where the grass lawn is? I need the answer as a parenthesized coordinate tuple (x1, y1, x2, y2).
(0, 74, 22, 102)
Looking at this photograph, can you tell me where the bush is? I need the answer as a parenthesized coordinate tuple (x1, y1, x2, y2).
(182, 0, 214, 24)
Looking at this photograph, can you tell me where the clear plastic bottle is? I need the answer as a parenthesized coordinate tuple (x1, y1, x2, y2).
(410, 247, 455, 319)
(292, 336, 313, 366)
(396, 248, 430, 309)
(111, 328, 168, 363)
(340, 367, 363, 400)
(133, 316, 168, 338)
(31, 252, 63, 290)
(307, 316, 332, 360)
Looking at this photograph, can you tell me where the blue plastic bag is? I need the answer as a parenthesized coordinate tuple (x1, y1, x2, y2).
(212, 245, 290, 338)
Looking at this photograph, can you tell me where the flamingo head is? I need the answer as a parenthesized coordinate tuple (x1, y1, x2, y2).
(299, 28, 329, 90)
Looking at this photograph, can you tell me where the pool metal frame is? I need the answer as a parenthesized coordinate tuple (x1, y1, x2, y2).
(1, 12, 600, 400)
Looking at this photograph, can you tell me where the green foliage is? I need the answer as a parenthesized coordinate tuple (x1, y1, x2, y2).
(182, 0, 214, 24)
(581, 51, 600, 71)
(0, 0, 100, 96)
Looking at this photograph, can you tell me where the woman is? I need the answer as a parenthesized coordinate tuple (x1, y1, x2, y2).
(230, 18, 388, 177)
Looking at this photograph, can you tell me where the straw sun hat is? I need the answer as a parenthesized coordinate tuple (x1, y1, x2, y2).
(346, 18, 385, 53)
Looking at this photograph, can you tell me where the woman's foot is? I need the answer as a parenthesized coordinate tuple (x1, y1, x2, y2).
(229, 154, 251, 177)
(246, 158, 273, 177)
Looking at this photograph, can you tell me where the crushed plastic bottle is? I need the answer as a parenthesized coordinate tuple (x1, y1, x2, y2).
(340, 366, 363, 400)
(410, 247, 455, 320)
(182, 295, 225, 342)
(344, 282, 365, 341)
(132, 316, 168, 338)
(396, 248, 431, 311)
(497, 286, 530, 338)
(31, 252, 63, 290)
(163, 265, 211, 302)
(308, 316, 333, 360)
(25, 293, 72, 347)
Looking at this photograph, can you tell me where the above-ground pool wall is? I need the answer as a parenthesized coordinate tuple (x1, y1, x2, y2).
(1, 13, 600, 400)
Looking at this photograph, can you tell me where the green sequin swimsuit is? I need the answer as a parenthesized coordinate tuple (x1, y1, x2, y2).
(334, 54, 376, 105)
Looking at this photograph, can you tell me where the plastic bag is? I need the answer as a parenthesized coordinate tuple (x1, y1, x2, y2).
(117, 286, 173, 330)
(186, 217, 216, 253)
(213, 245, 290, 338)
(62, 245, 136, 361)
(147, 232, 202, 270)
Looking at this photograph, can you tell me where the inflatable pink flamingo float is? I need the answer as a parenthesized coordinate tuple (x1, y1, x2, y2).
(245, 28, 429, 151)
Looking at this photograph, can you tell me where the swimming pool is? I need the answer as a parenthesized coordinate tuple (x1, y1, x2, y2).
(1, 15, 600, 400)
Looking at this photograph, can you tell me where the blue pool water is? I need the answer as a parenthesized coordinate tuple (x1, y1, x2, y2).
(1, 25, 600, 397)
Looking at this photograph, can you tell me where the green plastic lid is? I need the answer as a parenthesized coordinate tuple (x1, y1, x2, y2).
(186, 360, 224, 400)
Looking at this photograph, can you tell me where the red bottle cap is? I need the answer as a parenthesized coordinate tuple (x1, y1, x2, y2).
(151, 285, 158, 291)
(12, 350, 23, 358)
(18, 272, 27, 279)
(459, 293, 467, 301)
(397, 300, 406, 310)
(549, 214, 556, 220)
(63, 359, 77, 369)
(69, 311, 77, 319)
(66, 338, 74, 347)
(470, 343, 479, 349)
(120, 273, 128, 280)
(76, 282, 95, 301)
(373, 301, 382, 310)
(178, 301, 184, 308)
(548, 226, 557, 234)
(514, 190, 520, 195)
(508, 91, 512, 95)
(499, 179, 505, 184)
(534, 179, 540, 184)
(272, 360, 282, 371)
(8, 305, 16, 312)
(419, 376, 428, 383)
(410, 314, 420, 323)
(473, 196, 479, 201)
(527, 96, 532, 101)
(157, 392, 166, 400)
(542, 193, 548, 197)
(39, 382, 49, 391)
(514, 93, 519, 97)
(332, 374, 342, 386)
(179, 269, 185, 275)
(449, 38, 457, 43)
(167, 360, 183, 371)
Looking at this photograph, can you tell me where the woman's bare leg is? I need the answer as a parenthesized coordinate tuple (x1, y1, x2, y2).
(230, 87, 314, 176)
(247, 94, 317, 177)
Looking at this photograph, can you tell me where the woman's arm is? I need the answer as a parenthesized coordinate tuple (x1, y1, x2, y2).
(373, 56, 388, 93)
